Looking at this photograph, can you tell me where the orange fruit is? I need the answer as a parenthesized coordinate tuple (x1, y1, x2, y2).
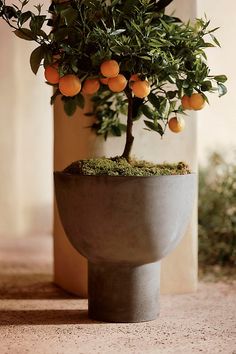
(82, 78, 100, 95)
(168, 117, 185, 133)
(100, 59, 120, 78)
(108, 74, 127, 92)
(59, 75, 81, 97)
(189, 93, 205, 110)
(100, 77, 109, 85)
(132, 80, 150, 98)
(181, 95, 192, 110)
(44, 65, 60, 84)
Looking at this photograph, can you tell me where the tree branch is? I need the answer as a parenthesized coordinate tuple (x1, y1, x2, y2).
(121, 88, 134, 162)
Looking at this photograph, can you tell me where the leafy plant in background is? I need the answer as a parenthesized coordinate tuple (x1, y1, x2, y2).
(0, 0, 227, 161)
(199, 153, 236, 267)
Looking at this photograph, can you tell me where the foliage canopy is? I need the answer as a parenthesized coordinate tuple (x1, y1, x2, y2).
(0, 0, 227, 159)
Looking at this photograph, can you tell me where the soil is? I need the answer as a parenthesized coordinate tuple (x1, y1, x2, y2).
(0, 236, 235, 354)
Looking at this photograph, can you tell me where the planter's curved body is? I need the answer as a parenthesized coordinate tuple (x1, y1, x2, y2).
(54, 173, 196, 322)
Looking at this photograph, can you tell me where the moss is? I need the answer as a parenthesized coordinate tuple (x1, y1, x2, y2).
(63, 157, 191, 176)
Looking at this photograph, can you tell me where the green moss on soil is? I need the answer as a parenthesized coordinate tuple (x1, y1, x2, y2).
(63, 157, 191, 177)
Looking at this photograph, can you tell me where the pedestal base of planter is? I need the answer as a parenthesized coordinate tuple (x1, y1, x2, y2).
(88, 261, 160, 323)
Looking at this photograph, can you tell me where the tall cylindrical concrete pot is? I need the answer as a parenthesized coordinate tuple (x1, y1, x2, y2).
(54, 173, 196, 322)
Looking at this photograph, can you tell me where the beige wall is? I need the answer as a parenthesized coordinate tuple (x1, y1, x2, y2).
(0, 7, 53, 238)
(197, 0, 236, 163)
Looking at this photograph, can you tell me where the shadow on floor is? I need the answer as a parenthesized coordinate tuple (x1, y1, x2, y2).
(0, 309, 98, 326)
(0, 273, 78, 300)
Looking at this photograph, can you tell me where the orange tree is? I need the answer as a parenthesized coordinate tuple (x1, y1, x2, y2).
(0, 0, 227, 161)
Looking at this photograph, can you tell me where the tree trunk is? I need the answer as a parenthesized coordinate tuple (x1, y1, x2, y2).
(122, 89, 134, 161)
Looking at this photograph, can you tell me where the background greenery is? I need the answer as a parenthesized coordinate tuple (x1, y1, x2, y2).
(198, 152, 236, 278)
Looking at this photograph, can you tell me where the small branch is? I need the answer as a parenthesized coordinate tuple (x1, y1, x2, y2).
(2, 13, 44, 46)
(121, 88, 134, 162)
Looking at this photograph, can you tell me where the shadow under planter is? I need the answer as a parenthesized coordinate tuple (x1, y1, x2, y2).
(54, 173, 196, 323)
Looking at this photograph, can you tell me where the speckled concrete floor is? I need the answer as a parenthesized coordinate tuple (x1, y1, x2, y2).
(0, 237, 235, 354)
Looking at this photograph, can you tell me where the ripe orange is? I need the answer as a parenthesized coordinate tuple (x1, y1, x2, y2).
(59, 75, 81, 97)
(132, 80, 150, 98)
(100, 77, 109, 85)
(100, 59, 120, 78)
(168, 117, 185, 133)
(189, 93, 205, 110)
(181, 95, 192, 110)
(82, 78, 100, 95)
(108, 74, 127, 92)
(44, 65, 60, 84)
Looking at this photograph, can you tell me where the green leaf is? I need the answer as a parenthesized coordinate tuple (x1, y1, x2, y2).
(37, 29, 48, 39)
(210, 34, 221, 47)
(201, 93, 209, 104)
(203, 43, 215, 48)
(142, 105, 154, 120)
(159, 97, 168, 113)
(76, 94, 85, 109)
(131, 21, 143, 35)
(166, 91, 177, 99)
(19, 11, 31, 25)
(201, 81, 212, 92)
(110, 29, 126, 36)
(30, 15, 46, 33)
(60, 8, 77, 26)
(2, 5, 17, 20)
(148, 93, 160, 110)
(50, 89, 60, 105)
(53, 28, 70, 41)
(30, 46, 45, 75)
(64, 99, 77, 116)
(144, 120, 164, 136)
(139, 55, 152, 61)
(14, 28, 35, 41)
(208, 26, 220, 34)
(214, 75, 227, 83)
(217, 83, 227, 97)
(111, 125, 122, 136)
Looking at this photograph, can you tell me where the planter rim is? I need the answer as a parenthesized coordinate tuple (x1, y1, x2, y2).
(54, 171, 196, 179)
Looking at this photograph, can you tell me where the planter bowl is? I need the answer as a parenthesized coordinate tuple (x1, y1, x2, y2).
(54, 172, 196, 322)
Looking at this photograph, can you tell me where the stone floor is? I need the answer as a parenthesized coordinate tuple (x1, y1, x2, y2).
(0, 236, 235, 354)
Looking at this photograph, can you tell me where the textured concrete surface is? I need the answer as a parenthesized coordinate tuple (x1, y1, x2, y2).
(0, 237, 235, 354)
(54, 172, 196, 322)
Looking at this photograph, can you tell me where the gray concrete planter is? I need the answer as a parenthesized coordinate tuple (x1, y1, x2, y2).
(54, 172, 196, 323)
